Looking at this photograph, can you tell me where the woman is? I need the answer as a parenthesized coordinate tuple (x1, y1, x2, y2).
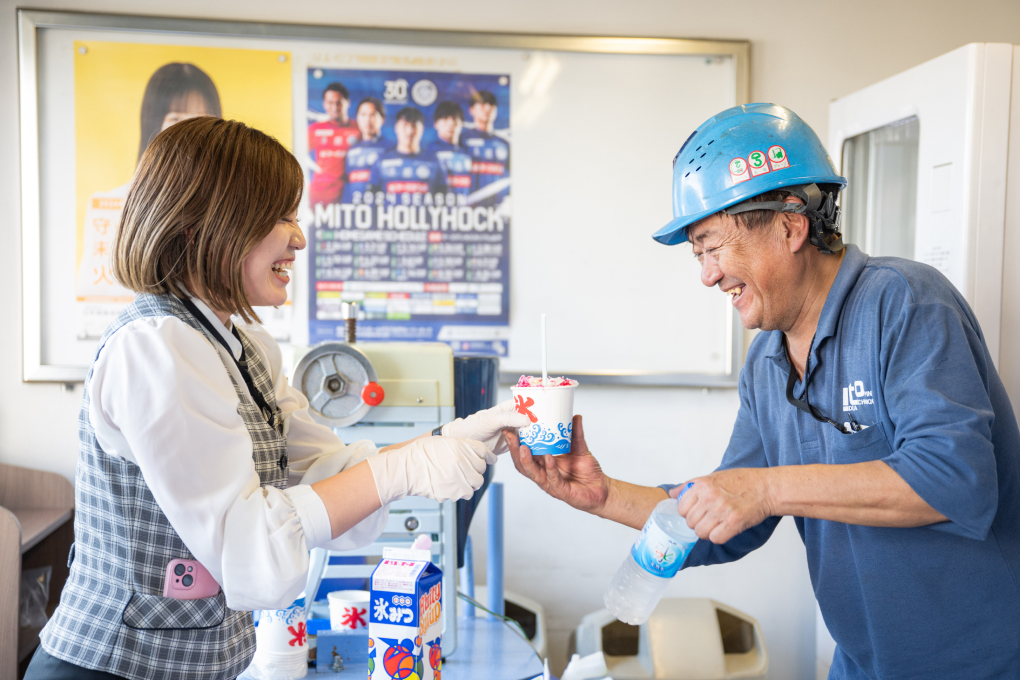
(29, 117, 527, 679)
(77, 63, 224, 335)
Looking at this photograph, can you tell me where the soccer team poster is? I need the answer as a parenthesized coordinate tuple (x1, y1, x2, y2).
(306, 68, 512, 355)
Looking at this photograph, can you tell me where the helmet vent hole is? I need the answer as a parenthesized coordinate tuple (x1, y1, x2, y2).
(700, 153, 706, 158)
(689, 158, 694, 165)
(685, 172, 690, 178)
(708, 140, 714, 145)
(696, 146, 702, 151)
(696, 166, 702, 171)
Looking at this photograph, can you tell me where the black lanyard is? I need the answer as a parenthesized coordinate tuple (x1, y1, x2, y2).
(784, 345, 860, 434)
(178, 297, 280, 434)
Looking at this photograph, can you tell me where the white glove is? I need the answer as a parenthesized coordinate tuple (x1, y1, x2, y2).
(367, 436, 497, 505)
(441, 400, 532, 455)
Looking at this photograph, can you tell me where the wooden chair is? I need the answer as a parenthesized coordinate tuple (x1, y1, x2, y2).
(0, 463, 74, 680)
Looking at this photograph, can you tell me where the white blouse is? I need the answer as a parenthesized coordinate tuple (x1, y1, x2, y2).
(87, 296, 388, 611)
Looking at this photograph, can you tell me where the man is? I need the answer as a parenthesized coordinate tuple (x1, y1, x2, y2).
(459, 90, 509, 206)
(307, 82, 359, 206)
(425, 101, 473, 203)
(367, 107, 448, 202)
(342, 96, 389, 204)
(507, 104, 1020, 679)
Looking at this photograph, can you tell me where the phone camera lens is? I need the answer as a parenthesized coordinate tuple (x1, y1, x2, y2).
(174, 564, 186, 576)
(187, 566, 193, 572)
(182, 574, 194, 587)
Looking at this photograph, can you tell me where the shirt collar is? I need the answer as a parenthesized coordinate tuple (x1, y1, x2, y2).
(183, 290, 242, 360)
(763, 244, 869, 366)
(813, 244, 869, 346)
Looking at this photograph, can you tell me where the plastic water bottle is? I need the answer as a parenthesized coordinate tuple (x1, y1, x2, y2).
(603, 485, 698, 624)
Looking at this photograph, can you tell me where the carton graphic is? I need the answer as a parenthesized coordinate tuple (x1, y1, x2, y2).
(369, 548, 442, 680)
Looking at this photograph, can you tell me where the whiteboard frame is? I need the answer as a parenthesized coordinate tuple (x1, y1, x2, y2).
(19, 8, 750, 385)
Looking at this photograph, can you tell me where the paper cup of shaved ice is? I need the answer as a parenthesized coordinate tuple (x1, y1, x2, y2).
(510, 375, 577, 455)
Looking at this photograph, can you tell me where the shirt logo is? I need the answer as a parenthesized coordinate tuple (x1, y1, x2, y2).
(472, 161, 505, 175)
(842, 380, 874, 412)
(386, 181, 429, 194)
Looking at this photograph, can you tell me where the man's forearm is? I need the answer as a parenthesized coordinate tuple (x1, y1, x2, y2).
(595, 478, 669, 530)
(768, 460, 947, 527)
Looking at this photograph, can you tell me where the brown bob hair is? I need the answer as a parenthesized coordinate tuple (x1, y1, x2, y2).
(113, 117, 302, 323)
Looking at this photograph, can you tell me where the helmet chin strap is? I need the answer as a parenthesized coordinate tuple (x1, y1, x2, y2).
(721, 183, 845, 255)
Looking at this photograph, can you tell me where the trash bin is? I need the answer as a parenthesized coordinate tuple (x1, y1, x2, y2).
(573, 598, 768, 679)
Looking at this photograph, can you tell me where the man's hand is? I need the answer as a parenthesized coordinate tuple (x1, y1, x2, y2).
(673, 467, 776, 544)
(504, 415, 610, 514)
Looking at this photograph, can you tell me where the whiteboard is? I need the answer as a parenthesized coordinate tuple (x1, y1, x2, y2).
(20, 10, 748, 384)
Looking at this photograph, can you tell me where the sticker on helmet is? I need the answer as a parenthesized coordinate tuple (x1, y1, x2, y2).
(748, 151, 770, 177)
(767, 145, 790, 171)
(729, 157, 751, 184)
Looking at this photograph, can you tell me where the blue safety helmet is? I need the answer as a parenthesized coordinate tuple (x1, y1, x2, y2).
(651, 103, 848, 253)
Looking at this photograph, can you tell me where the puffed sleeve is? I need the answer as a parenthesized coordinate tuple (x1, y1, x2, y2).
(89, 317, 382, 611)
(241, 323, 389, 550)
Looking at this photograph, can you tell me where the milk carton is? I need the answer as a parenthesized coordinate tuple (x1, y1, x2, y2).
(369, 548, 442, 680)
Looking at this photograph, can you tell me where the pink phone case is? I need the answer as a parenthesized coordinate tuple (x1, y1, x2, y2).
(162, 559, 220, 599)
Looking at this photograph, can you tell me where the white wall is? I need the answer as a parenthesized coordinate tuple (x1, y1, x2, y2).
(5, 1, 1020, 677)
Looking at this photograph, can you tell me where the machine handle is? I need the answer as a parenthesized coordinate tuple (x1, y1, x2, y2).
(361, 382, 385, 406)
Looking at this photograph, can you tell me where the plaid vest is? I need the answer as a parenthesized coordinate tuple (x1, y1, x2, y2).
(40, 294, 289, 680)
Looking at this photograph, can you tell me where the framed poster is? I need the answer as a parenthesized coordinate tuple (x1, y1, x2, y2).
(305, 68, 511, 354)
(71, 41, 294, 340)
(19, 10, 749, 384)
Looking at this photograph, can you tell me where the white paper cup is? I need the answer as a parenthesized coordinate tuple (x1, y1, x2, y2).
(510, 384, 575, 455)
(327, 589, 370, 633)
(253, 597, 308, 678)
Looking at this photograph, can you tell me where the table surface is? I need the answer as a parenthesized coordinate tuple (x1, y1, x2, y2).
(245, 616, 545, 680)
(438, 616, 545, 680)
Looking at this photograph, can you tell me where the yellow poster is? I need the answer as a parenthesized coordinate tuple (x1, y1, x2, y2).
(74, 41, 292, 337)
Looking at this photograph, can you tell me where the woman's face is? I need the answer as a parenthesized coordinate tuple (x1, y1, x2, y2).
(161, 91, 213, 131)
(242, 210, 305, 309)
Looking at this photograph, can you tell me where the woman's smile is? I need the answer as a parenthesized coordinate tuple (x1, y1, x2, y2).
(270, 260, 293, 283)
(243, 214, 305, 308)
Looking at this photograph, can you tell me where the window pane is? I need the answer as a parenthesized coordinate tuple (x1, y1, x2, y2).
(840, 116, 919, 260)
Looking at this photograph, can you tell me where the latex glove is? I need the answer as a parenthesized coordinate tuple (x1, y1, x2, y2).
(367, 436, 497, 505)
(442, 399, 532, 455)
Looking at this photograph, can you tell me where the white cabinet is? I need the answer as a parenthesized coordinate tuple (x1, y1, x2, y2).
(822, 43, 1020, 679)
(829, 43, 1016, 368)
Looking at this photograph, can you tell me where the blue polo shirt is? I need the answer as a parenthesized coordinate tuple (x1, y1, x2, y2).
(665, 245, 1020, 679)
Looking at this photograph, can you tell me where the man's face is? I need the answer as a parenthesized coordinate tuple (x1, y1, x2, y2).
(356, 102, 383, 139)
(688, 212, 800, 332)
(395, 119, 424, 151)
(323, 90, 349, 123)
(470, 102, 495, 130)
(434, 116, 462, 144)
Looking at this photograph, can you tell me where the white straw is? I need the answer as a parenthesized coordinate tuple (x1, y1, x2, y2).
(541, 314, 548, 389)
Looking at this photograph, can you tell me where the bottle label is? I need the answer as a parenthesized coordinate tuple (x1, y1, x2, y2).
(630, 520, 695, 578)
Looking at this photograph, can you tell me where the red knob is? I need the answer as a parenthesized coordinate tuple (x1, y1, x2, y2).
(361, 382, 385, 406)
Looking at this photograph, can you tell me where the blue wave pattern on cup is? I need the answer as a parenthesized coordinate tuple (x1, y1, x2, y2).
(630, 519, 695, 578)
(521, 421, 572, 455)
